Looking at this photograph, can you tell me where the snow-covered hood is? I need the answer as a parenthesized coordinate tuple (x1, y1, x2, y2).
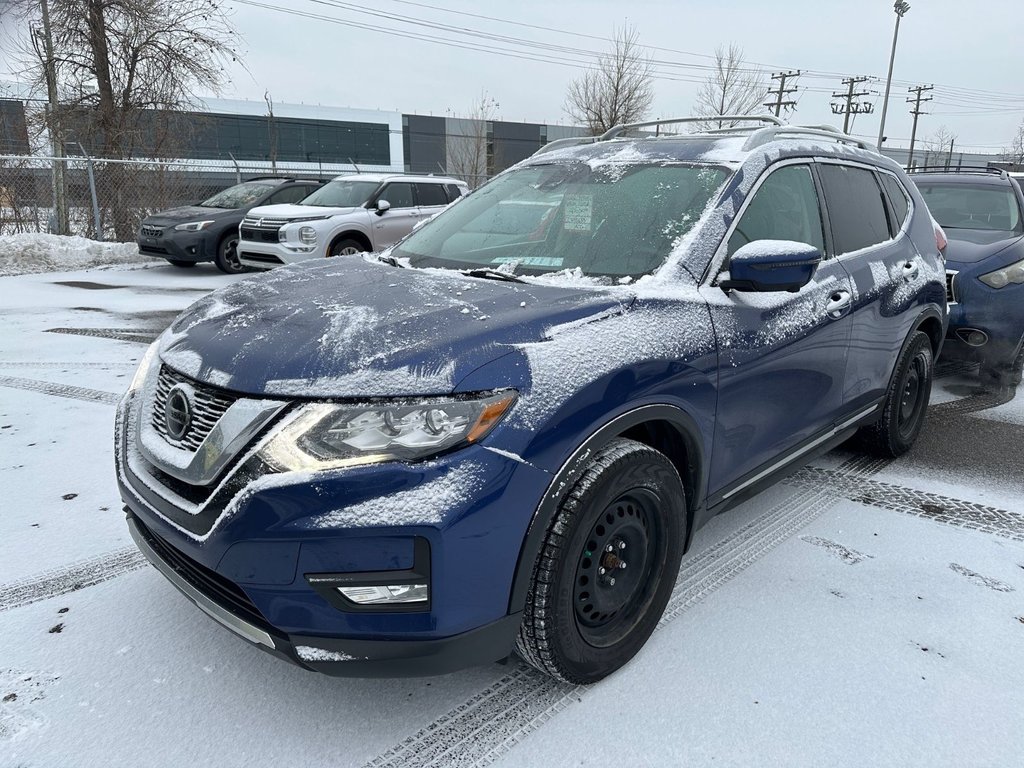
(143, 205, 232, 225)
(158, 257, 630, 398)
(944, 230, 1024, 265)
(246, 203, 362, 221)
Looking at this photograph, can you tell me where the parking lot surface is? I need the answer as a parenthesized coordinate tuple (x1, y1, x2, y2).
(2, 264, 1022, 767)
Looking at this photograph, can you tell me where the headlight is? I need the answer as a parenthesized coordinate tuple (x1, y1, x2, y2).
(978, 257, 1024, 289)
(259, 391, 517, 472)
(128, 340, 160, 393)
(173, 220, 215, 231)
(299, 226, 317, 245)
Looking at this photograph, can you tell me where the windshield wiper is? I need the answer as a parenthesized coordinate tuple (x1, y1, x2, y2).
(376, 253, 405, 268)
(460, 267, 524, 283)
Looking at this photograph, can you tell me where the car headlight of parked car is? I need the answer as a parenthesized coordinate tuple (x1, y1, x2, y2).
(259, 391, 517, 471)
(979, 257, 1024, 289)
(128, 340, 161, 394)
(173, 220, 215, 231)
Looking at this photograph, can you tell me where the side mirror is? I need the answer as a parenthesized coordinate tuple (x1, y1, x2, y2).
(718, 241, 822, 293)
(375, 199, 391, 216)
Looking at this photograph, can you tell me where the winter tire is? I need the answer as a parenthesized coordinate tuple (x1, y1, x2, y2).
(858, 330, 933, 457)
(515, 438, 686, 684)
(329, 238, 366, 257)
(214, 234, 246, 274)
(166, 259, 196, 268)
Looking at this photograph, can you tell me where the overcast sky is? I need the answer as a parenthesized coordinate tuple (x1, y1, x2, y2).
(3, 0, 1023, 153)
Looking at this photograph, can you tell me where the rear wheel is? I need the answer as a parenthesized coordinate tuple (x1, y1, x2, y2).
(329, 238, 367, 257)
(214, 234, 246, 274)
(516, 438, 686, 684)
(166, 259, 196, 268)
(858, 331, 933, 457)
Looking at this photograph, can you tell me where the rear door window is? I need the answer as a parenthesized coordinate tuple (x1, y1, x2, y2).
(445, 183, 465, 201)
(879, 173, 910, 233)
(818, 164, 893, 255)
(415, 183, 449, 208)
(727, 164, 826, 258)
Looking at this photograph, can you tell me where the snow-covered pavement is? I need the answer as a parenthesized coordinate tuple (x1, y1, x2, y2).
(1, 264, 1022, 767)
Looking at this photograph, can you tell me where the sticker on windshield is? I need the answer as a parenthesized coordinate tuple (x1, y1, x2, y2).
(563, 194, 593, 231)
(490, 256, 564, 267)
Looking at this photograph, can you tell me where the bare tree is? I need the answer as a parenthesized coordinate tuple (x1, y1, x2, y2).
(564, 25, 654, 136)
(924, 124, 957, 168)
(692, 44, 767, 130)
(11, 0, 241, 239)
(1003, 120, 1024, 168)
(447, 90, 498, 189)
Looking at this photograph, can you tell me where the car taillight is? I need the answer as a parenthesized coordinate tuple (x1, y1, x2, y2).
(933, 219, 948, 254)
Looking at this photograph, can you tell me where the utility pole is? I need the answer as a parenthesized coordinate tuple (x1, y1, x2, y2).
(831, 76, 874, 134)
(906, 84, 933, 170)
(764, 70, 801, 118)
(38, 0, 68, 235)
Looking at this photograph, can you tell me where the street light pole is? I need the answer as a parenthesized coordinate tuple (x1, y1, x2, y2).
(876, 1, 911, 150)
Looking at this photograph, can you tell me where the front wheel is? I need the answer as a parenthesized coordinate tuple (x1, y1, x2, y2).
(516, 438, 686, 684)
(858, 330, 933, 457)
(214, 234, 247, 274)
(329, 238, 367, 257)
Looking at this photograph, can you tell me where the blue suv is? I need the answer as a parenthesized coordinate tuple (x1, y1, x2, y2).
(116, 117, 946, 683)
(910, 168, 1024, 386)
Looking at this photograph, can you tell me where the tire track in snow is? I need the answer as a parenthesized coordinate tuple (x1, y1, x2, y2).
(44, 327, 158, 344)
(361, 458, 881, 768)
(0, 375, 120, 405)
(787, 466, 1024, 541)
(0, 547, 146, 613)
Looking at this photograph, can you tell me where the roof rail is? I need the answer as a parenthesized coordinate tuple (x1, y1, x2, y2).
(908, 166, 1008, 178)
(599, 114, 783, 141)
(533, 136, 598, 156)
(741, 125, 875, 152)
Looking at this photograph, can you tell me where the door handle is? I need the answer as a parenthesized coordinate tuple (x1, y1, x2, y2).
(825, 290, 852, 318)
(901, 260, 919, 281)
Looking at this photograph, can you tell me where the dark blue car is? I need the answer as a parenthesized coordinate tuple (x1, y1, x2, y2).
(910, 168, 1024, 386)
(116, 118, 946, 683)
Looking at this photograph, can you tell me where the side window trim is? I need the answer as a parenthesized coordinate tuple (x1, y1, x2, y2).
(808, 163, 837, 259)
(877, 170, 915, 239)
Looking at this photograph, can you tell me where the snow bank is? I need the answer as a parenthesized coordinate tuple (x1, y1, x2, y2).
(0, 233, 143, 276)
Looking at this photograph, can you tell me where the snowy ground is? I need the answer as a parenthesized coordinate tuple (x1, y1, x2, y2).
(1, 264, 1022, 767)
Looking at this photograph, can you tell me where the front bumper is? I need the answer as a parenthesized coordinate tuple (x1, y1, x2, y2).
(116, 386, 550, 676)
(237, 239, 318, 270)
(943, 268, 1024, 369)
(137, 228, 213, 263)
(127, 513, 521, 676)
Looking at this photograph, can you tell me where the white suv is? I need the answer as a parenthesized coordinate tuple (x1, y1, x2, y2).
(237, 173, 468, 269)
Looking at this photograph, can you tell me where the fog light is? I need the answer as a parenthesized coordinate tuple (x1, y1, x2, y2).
(338, 584, 428, 605)
(957, 328, 989, 347)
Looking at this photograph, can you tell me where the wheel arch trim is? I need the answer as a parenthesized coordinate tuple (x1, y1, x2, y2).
(507, 403, 706, 615)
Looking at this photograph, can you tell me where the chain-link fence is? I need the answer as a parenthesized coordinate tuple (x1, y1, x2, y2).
(0, 155, 420, 241)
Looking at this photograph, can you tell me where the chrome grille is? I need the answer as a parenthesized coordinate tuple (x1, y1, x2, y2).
(945, 270, 959, 304)
(152, 366, 237, 451)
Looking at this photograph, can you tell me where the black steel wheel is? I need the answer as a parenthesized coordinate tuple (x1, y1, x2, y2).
(516, 438, 686, 684)
(858, 330, 933, 457)
(214, 234, 246, 274)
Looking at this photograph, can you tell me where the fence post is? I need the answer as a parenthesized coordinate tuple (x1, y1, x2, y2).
(228, 152, 241, 184)
(78, 143, 103, 241)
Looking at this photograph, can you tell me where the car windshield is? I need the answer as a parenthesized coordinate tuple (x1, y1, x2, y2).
(916, 181, 1023, 233)
(393, 162, 729, 279)
(300, 180, 379, 208)
(201, 181, 276, 209)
